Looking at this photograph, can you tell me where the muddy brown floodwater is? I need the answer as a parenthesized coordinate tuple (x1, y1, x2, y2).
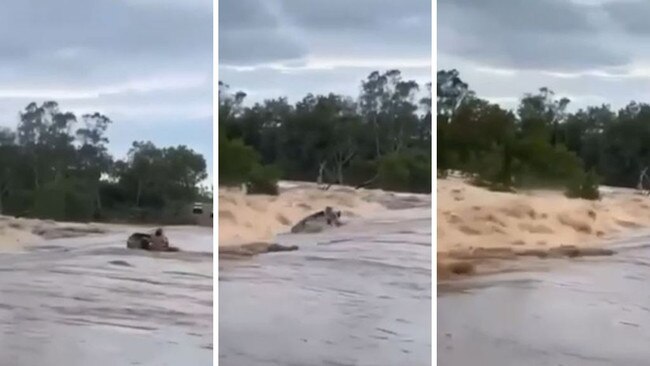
(219, 207, 432, 366)
(438, 231, 650, 366)
(0, 226, 213, 366)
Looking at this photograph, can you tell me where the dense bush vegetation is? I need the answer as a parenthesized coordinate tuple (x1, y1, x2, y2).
(218, 70, 432, 194)
(0, 102, 209, 222)
(437, 69, 650, 200)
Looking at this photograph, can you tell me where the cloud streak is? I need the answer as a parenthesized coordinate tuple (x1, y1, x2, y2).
(438, 0, 650, 111)
(219, 0, 432, 103)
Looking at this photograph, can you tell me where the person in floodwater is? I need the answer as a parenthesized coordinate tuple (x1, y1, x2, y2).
(324, 206, 342, 226)
(290, 206, 343, 234)
(149, 228, 170, 251)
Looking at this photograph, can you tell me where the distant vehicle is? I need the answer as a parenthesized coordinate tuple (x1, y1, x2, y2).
(192, 202, 203, 215)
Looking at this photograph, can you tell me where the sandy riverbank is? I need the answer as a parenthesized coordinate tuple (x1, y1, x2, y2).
(218, 181, 428, 255)
(438, 176, 650, 278)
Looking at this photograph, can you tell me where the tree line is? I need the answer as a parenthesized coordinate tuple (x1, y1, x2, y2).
(437, 69, 650, 199)
(0, 101, 208, 222)
(219, 69, 432, 194)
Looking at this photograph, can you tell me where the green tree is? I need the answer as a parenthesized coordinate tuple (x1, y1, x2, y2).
(218, 69, 432, 194)
(76, 113, 113, 216)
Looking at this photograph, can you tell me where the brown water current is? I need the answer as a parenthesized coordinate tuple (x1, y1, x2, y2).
(0, 226, 213, 366)
(438, 232, 650, 366)
(219, 206, 432, 366)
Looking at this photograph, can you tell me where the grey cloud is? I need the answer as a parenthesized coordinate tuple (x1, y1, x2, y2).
(279, 0, 430, 59)
(438, 0, 630, 71)
(219, 0, 307, 65)
(218, 0, 431, 101)
(603, 0, 650, 34)
(0, 0, 212, 166)
(438, 0, 650, 116)
(439, 0, 595, 34)
(0, 0, 211, 96)
(0, 0, 212, 89)
(219, 0, 277, 29)
(0, 0, 211, 63)
(219, 30, 308, 65)
(278, 0, 430, 31)
(445, 31, 628, 71)
(219, 0, 430, 64)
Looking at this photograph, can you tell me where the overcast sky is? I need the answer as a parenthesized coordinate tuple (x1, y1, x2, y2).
(219, 0, 432, 104)
(0, 0, 212, 178)
(439, 0, 650, 112)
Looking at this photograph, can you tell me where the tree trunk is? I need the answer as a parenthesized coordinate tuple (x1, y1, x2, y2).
(638, 170, 643, 191)
(335, 150, 356, 185)
(0, 176, 8, 215)
(33, 165, 39, 190)
(317, 161, 326, 187)
(552, 119, 559, 147)
(96, 188, 102, 212)
(394, 122, 404, 153)
(336, 164, 343, 185)
(136, 179, 142, 207)
(500, 143, 513, 186)
(373, 115, 381, 158)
